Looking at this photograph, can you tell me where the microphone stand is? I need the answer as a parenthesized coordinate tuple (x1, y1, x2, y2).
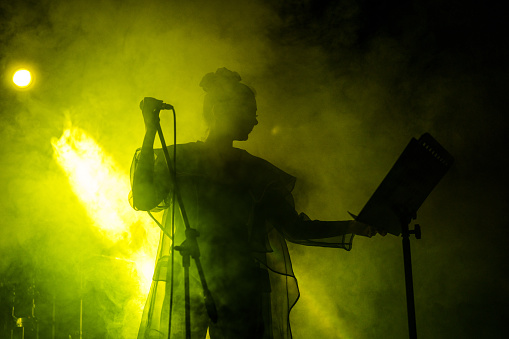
(154, 114, 218, 339)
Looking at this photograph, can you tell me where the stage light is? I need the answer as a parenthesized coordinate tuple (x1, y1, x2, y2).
(13, 69, 32, 88)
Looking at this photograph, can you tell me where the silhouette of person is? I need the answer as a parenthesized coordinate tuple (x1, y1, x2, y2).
(130, 68, 381, 339)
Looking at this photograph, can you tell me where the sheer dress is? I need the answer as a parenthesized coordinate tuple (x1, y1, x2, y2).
(129, 142, 354, 339)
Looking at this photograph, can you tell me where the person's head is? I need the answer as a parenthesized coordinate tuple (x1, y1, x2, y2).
(200, 68, 258, 141)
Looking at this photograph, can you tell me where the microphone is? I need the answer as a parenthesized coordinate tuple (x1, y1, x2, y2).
(139, 97, 174, 111)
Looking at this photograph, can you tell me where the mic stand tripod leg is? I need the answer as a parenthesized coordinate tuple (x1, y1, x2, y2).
(174, 228, 218, 339)
(175, 247, 191, 339)
(184, 261, 191, 339)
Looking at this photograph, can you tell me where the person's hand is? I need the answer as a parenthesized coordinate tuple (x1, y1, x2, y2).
(141, 97, 163, 131)
(348, 220, 386, 237)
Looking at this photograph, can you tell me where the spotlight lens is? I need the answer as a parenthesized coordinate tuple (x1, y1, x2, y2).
(13, 69, 32, 87)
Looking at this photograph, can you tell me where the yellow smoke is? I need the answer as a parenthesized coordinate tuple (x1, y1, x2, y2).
(51, 126, 159, 311)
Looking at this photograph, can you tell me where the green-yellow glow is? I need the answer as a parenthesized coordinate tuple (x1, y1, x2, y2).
(13, 69, 32, 87)
(51, 127, 160, 310)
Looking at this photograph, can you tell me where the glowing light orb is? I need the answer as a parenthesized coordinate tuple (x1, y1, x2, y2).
(13, 69, 32, 87)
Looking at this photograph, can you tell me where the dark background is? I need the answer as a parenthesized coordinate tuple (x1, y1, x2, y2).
(1, 0, 507, 338)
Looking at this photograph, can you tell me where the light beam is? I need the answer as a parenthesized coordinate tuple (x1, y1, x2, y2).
(51, 126, 160, 324)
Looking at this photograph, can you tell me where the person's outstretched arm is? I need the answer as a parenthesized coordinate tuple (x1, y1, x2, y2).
(262, 183, 383, 243)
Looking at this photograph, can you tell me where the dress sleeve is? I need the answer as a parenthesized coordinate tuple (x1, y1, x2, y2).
(128, 148, 172, 211)
(261, 182, 354, 251)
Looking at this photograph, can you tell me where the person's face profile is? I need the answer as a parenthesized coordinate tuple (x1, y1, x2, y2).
(214, 94, 258, 141)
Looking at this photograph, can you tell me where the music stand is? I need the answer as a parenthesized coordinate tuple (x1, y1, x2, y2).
(354, 133, 454, 339)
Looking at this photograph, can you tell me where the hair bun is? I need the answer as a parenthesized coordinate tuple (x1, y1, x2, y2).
(199, 67, 242, 93)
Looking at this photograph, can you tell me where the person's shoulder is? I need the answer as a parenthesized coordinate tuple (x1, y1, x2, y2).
(161, 141, 204, 154)
(163, 141, 202, 149)
(170, 142, 205, 171)
(236, 148, 296, 191)
(237, 148, 275, 169)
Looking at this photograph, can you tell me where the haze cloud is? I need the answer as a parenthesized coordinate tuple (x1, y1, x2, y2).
(1, 0, 507, 338)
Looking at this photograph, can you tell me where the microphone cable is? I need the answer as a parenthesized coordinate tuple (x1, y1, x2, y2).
(168, 106, 176, 339)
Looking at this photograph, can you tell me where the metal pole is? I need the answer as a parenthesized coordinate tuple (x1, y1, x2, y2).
(183, 254, 191, 339)
(52, 293, 55, 339)
(401, 222, 417, 339)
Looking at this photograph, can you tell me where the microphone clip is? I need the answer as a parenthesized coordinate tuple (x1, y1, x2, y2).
(139, 97, 173, 111)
